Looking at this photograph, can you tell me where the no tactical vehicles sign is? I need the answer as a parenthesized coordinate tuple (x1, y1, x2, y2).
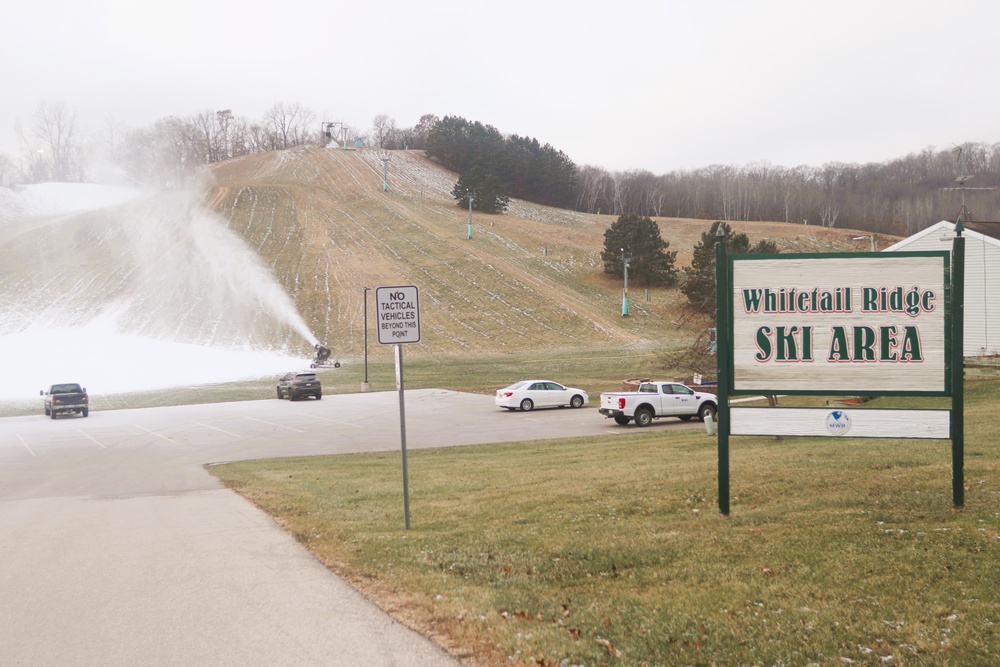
(376, 285, 421, 345)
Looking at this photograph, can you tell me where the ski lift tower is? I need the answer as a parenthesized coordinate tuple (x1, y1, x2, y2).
(321, 121, 348, 148)
(621, 248, 632, 317)
(941, 174, 995, 223)
(941, 147, 997, 223)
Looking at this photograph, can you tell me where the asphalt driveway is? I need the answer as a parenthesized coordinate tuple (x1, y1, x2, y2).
(0, 389, 673, 666)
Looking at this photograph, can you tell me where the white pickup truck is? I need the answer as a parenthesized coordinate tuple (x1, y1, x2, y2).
(599, 381, 717, 427)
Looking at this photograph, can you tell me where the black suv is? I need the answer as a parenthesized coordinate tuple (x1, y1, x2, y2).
(277, 371, 322, 400)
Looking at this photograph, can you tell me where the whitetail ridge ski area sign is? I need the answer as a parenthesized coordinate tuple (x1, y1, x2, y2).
(730, 253, 949, 394)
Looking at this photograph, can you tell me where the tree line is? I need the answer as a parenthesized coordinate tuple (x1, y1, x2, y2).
(5, 101, 999, 237)
(423, 116, 577, 212)
(575, 144, 1000, 235)
(2, 101, 324, 187)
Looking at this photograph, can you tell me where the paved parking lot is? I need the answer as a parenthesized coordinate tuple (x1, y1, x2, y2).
(1, 389, 686, 666)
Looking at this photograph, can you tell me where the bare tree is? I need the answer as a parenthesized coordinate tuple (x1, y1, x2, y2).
(15, 119, 48, 182)
(191, 110, 220, 163)
(31, 101, 79, 181)
(228, 115, 251, 158)
(412, 114, 439, 149)
(215, 109, 233, 160)
(575, 165, 611, 214)
(372, 114, 396, 149)
(0, 152, 15, 185)
(263, 102, 315, 150)
(120, 116, 202, 187)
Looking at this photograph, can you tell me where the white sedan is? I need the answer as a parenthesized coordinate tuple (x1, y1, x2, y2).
(495, 380, 589, 411)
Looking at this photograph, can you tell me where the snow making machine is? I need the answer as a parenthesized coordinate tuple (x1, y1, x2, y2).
(310, 343, 341, 369)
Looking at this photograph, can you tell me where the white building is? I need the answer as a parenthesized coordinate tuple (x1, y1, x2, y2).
(883, 221, 1000, 357)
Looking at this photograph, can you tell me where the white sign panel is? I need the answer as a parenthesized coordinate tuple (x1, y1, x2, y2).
(376, 285, 420, 345)
(730, 407, 951, 439)
(731, 254, 948, 393)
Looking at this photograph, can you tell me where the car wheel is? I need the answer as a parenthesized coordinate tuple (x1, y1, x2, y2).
(334, 361, 341, 368)
(614, 415, 630, 425)
(634, 408, 653, 427)
(44, 405, 50, 416)
(570, 394, 585, 409)
(82, 408, 89, 417)
(277, 388, 283, 399)
(310, 363, 317, 369)
(50, 410, 57, 420)
(698, 403, 717, 422)
(519, 398, 534, 412)
(315, 390, 322, 400)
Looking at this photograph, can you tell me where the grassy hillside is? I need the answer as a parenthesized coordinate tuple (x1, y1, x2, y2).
(207, 146, 883, 364)
(0, 144, 896, 401)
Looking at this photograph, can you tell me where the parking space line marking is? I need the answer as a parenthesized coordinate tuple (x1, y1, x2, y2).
(192, 421, 242, 438)
(134, 425, 175, 442)
(17, 434, 35, 457)
(296, 413, 364, 428)
(245, 417, 304, 433)
(77, 429, 107, 449)
(17, 433, 35, 456)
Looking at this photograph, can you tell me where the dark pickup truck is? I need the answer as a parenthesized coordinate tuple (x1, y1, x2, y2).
(41, 383, 89, 419)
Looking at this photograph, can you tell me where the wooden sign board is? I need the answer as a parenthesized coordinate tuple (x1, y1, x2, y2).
(729, 252, 950, 395)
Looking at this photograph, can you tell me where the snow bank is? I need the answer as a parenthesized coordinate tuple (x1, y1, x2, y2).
(0, 182, 309, 400)
(0, 325, 304, 400)
(0, 182, 144, 220)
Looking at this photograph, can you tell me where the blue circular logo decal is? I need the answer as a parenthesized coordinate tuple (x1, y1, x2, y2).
(825, 410, 852, 435)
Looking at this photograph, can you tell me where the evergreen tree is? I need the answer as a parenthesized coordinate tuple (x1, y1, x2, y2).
(682, 221, 779, 312)
(452, 168, 509, 214)
(600, 214, 678, 286)
(426, 115, 577, 212)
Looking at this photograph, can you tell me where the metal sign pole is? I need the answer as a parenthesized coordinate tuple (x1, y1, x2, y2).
(951, 221, 966, 509)
(395, 343, 411, 529)
(362, 287, 370, 391)
(715, 227, 731, 517)
(376, 285, 420, 529)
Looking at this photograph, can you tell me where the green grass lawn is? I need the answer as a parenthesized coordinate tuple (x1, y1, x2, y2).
(210, 377, 1000, 667)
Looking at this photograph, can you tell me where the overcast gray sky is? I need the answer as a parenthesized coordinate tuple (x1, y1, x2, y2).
(4, 0, 999, 175)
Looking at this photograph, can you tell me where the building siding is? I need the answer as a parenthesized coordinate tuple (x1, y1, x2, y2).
(884, 221, 999, 357)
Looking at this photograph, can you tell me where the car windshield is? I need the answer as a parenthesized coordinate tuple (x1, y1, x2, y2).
(51, 384, 82, 394)
(295, 374, 317, 381)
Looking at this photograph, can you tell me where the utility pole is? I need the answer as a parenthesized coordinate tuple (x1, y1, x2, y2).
(381, 155, 390, 192)
(621, 248, 631, 317)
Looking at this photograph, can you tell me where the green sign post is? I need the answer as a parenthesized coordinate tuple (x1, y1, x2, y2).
(714, 228, 731, 516)
(951, 222, 966, 508)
